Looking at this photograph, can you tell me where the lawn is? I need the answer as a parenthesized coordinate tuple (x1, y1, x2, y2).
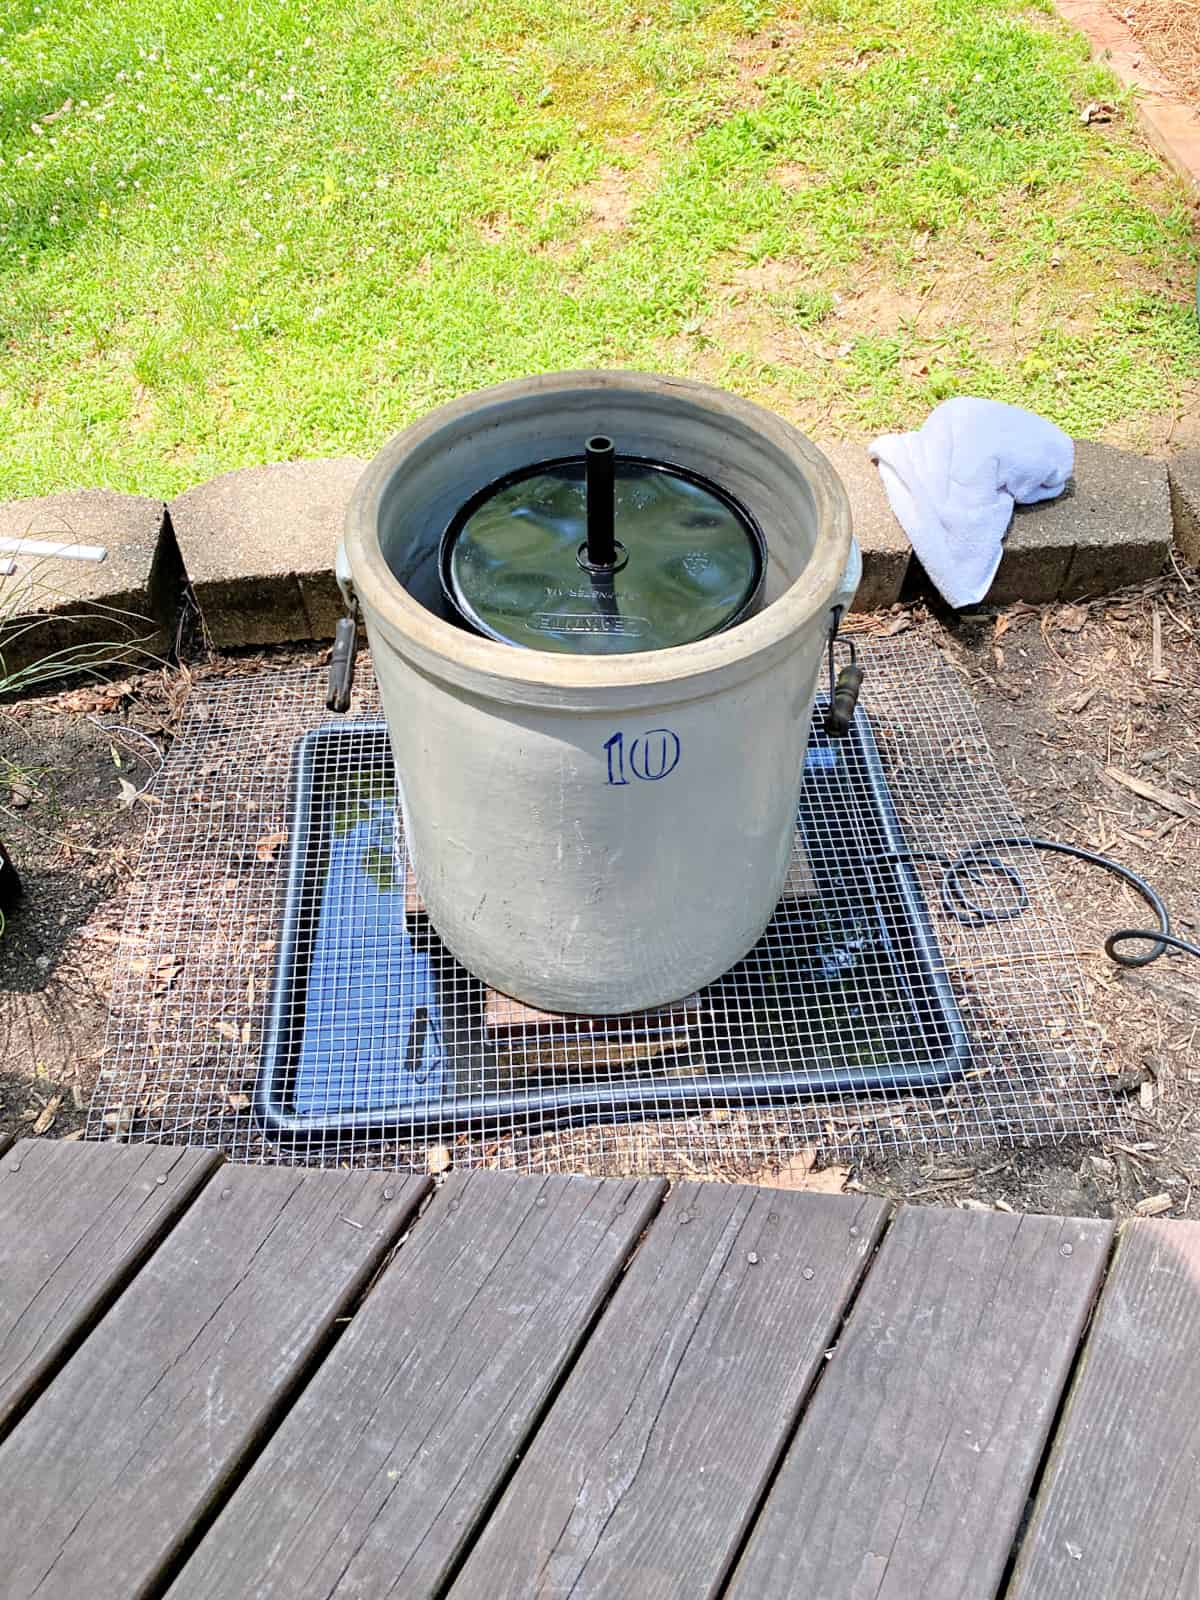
(1, 0, 1197, 501)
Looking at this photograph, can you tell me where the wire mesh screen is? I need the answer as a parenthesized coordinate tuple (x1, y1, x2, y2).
(88, 641, 1123, 1173)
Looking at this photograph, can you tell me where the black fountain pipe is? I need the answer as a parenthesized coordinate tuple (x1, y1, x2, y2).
(585, 435, 616, 568)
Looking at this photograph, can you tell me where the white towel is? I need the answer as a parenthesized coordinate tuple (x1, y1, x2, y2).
(869, 398, 1073, 608)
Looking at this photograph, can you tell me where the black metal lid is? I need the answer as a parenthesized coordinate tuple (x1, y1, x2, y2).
(440, 438, 764, 654)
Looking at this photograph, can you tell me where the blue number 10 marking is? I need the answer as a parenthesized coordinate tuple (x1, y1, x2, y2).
(605, 728, 681, 786)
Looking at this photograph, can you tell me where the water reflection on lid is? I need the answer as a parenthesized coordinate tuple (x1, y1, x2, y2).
(441, 452, 764, 654)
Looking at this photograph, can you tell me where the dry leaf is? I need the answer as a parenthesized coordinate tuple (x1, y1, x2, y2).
(427, 1144, 452, 1176)
(130, 957, 184, 994)
(797, 1166, 849, 1193)
(255, 831, 288, 863)
(225, 1091, 251, 1111)
(58, 683, 122, 714)
(78, 926, 140, 946)
(1069, 686, 1098, 714)
(1134, 1193, 1173, 1217)
(1057, 604, 1088, 633)
(884, 612, 913, 636)
(992, 614, 1010, 640)
(215, 1021, 239, 1041)
(750, 1147, 849, 1193)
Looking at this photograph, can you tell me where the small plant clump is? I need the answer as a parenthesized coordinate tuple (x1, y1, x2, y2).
(0, 552, 164, 935)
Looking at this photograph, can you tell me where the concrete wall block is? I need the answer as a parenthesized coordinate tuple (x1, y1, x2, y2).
(4, 437, 1183, 677)
(0, 489, 182, 678)
(819, 442, 911, 611)
(1056, 442, 1172, 599)
(169, 458, 366, 647)
(989, 509, 1074, 606)
(1168, 451, 1200, 570)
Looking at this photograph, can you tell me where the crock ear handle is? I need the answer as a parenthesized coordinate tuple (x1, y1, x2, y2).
(830, 537, 862, 620)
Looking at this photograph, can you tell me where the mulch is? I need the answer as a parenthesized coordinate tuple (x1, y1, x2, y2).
(1109, 0, 1200, 101)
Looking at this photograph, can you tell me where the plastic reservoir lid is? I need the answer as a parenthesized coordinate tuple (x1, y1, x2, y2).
(440, 449, 764, 654)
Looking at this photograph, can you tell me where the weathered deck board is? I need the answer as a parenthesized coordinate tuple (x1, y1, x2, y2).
(450, 1182, 889, 1600)
(1009, 1218, 1200, 1600)
(0, 1140, 219, 1440)
(0, 1138, 1190, 1600)
(726, 1207, 1112, 1600)
(171, 1170, 667, 1600)
(0, 1164, 429, 1600)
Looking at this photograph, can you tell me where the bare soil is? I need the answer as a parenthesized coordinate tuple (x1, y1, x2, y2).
(0, 692, 162, 1140)
(2, 583, 1197, 1220)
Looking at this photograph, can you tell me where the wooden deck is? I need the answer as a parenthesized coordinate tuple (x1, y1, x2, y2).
(0, 1140, 1196, 1599)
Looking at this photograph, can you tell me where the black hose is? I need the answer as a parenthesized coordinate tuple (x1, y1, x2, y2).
(890, 836, 1200, 968)
(1105, 928, 1200, 963)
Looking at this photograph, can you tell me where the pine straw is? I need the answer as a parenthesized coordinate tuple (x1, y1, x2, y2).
(1113, 0, 1200, 101)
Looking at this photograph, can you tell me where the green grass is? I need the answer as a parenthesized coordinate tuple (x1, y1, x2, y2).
(1, 0, 1196, 499)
